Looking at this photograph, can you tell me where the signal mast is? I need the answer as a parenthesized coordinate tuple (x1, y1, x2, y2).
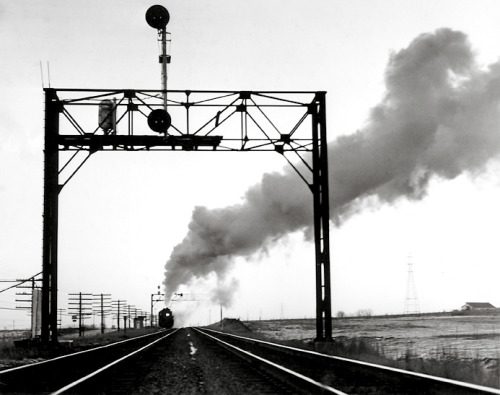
(146, 5, 171, 111)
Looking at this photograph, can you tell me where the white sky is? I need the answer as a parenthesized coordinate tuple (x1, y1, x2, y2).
(1, 0, 500, 328)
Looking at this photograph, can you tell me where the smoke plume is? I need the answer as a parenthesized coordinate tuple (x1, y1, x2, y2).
(164, 28, 500, 304)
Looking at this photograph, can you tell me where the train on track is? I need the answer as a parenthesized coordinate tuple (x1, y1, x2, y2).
(158, 307, 174, 329)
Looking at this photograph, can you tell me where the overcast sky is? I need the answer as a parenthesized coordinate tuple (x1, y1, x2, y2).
(1, 0, 500, 328)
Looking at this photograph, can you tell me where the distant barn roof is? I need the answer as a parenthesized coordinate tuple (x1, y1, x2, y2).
(464, 302, 496, 308)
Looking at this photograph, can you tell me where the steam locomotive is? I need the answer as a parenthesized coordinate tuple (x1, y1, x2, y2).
(158, 308, 174, 329)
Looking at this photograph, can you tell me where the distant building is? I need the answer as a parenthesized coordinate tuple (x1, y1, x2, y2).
(461, 302, 496, 311)
(134, 316, 146, 329)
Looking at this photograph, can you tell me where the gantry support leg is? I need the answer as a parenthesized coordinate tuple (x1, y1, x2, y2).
(41, 88, 60, 343)
(310, 92, 332, 342)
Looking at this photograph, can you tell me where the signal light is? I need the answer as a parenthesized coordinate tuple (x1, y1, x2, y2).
(146, 5, 170, 30)
(148, 109, 171, 133)
(98, 99, 116, 133)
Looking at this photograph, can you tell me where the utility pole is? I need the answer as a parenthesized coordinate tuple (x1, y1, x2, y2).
(112, 300, 126, 331)
(68, 293, 92, 337)
(1, 273, 42, 339)
(93, 294, 111, 334)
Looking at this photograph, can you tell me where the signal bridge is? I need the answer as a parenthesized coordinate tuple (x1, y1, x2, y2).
(40, 5, 331, 344)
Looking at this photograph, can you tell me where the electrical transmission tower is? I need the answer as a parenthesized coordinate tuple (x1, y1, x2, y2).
(404, 255, 420, 315)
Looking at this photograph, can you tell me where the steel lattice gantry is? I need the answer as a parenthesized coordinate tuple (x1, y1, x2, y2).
(42, 88, 332, 342)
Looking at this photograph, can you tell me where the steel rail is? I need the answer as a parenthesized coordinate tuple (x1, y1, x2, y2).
(192, 327, 345, 394)
(0, 329, 171, 376)
(52, 328, 180, 394)
(199, 328, 500, 395)
(0, 329, 178, 394)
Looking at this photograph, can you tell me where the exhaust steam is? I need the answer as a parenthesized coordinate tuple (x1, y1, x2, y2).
(163, 28, 500, 307)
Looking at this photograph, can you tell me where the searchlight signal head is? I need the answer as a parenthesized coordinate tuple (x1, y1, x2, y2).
(148, 109, 171, 133)
(146, 5, 170, 30)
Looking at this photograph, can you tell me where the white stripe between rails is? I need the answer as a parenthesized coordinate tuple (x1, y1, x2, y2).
(0, 329, 174, 375)
(51, 328, 180, 395)
(201, 328, 500, 395)
(193, 328, 347, 395)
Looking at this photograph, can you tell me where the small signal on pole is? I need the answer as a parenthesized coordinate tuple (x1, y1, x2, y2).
(146, 5, 171, 112)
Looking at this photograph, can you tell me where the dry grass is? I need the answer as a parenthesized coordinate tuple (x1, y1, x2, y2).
(311, 337, 499, 389)
(245, 315, 500, 389)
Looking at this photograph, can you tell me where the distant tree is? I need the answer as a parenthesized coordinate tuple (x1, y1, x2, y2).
(356, 309, 373, 317)
(336, 311, 345, 318)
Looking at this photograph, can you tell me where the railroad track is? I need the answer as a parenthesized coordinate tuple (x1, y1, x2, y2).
(0, 328, 301, 394)
(195, 327, 500, 395)
(0, 329, 178, 394)
(1, 327, 498, 394)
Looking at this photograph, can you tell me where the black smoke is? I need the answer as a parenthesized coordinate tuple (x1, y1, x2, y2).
(164, 28, 500, 304)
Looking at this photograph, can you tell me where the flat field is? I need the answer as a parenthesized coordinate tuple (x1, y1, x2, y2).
(247, 313, 500, 361)
(245, 313, 500, 387)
